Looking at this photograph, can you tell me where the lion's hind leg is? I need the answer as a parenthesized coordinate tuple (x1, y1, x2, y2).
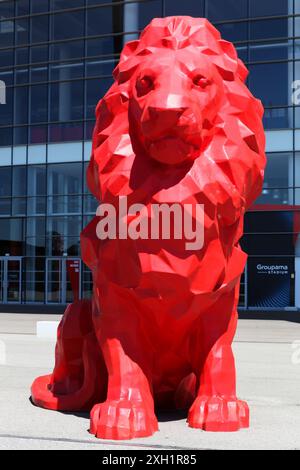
(31, 299, 107, 412)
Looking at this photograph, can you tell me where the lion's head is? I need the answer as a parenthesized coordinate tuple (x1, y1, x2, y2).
(87, 16, 266, 211)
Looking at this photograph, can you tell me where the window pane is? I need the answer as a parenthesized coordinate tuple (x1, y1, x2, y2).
(0, 1, 14, 19)
(47, 163, 82, 196)
(29, 125, 47, 144)
(27, 197, 46, 215)
(250, 0, 289, 17)
(49, 122, 84, 142)
(13, 166, 27, 196)
(0, 218, 24, 256)
(250, 41, 293, 62)
(87, 36, 122, 56)
(32, 0, 49, 14)
(51, 11, 84, 40)
(30, 85, 48, 124)
(14, 86, 29, 125)
(264, 152, 293, 188)
(16, 18, 29, 45)
(50, 61, 84, 81)
(14, 126, 28, 146)
(31, 45, 48, 64)
(256, 188, 293, 205)
(0, 198, 11, 215)
(16, 0, 30, 16)
(217, 22, 248, 43)
(263, 108, 293, 130)
(250, 19, 290, 41)
(87, 6, 116, 36)
(50, 41, 84, 61)
(138, 1, 162, 29)
(27, 165, 46, 196)
(164, 0, 204, 16)
(0, 49, 14, 68)
(0, 19, 14, 47)
(0, 87, 13, 126)
(50, 0, 84, 9)
(48, 195, 82, 214)
(31, 15, 49, 43)
(30, 64, 48, 83)
(27, 217, 46, 238)
(50, 81, 84, 122)
(16, 48, 29, 66)
(47, 215, 81, 237)
(0, 167, 12, 197)
(207, 0, 247, 21)
(85, 77, 113, 119)
(86, 57, 117, 77)
(249, 63, 290, 107)
(0, 127, 12, 147)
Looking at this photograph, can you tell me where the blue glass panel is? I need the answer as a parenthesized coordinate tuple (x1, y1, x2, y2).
(85, 77, 113, 119)
(0, 86, 13, 125)
(14, 86, 28, 124)
(0, 19, 15, 47)
(29, 125, 47, 144)
(50, 61, 84, 81)
(31, 45, 48, 64)
(49, 122, 84, 143)
(16, 0, 30, 16)
(50, 41, 84, 61)
(16, 48, 29, 65)
(50, 81, 84, 122)
(0, 127, 12, 147)
(51, 11, 84, 40)
(16, 18, 29, 45)
(250, 42, 292, 61)
(32, 0, 49, 14)
(249, 62, 290, 107)
(31, 15, 49, 43)
(217, 22, 248, 43)
(86, 57, 117, 77)
(164, 0, 204, 16)
(138, 1, 162, 29)
(250, 19, 290, 41)
(31, 84, 48, 124)
(250, 0, 289, 17)
(0, 1, 14, 19)
(87, 6, 115, 35)
(14, 126, 28, 145)
(0, 49, 14, 68)
(264, 108, 293, 130)
(0, 167, 12, 196)
(207, 0, 247, 21)
(50, 0, 84, 9)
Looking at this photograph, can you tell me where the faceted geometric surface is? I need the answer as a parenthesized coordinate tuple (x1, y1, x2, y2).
(31, 16, 266, 439)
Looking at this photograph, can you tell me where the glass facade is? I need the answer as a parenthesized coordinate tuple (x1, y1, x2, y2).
(0, 0, 299, 309)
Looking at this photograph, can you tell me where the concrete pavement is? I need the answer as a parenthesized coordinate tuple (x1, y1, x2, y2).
(0, 314, 300, 450)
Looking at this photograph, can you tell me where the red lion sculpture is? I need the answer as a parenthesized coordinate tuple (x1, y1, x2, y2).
(31, 17, 266, 439)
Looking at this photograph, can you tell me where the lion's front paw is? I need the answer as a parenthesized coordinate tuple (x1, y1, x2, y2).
(89, 399, 159, 440)
(188, 396, 249, 432)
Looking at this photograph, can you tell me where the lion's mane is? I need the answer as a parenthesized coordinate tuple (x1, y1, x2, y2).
(86, 15, 266, 261)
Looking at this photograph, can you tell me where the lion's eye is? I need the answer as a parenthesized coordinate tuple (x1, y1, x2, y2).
(136, 76, 154, 96)
(193, 74, 211, 89)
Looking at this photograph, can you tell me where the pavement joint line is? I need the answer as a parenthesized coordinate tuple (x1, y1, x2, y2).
(0, 333, 296, 345)
(0, 434, 210, 450)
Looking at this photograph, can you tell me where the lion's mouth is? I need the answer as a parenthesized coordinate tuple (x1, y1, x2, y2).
(147, 136, 201, 165)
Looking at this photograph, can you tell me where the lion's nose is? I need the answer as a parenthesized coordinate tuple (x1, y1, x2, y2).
(142, 106, 187, 137)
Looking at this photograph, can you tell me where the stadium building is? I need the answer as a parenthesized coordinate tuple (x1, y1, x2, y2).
(0, 0, 299, 311)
